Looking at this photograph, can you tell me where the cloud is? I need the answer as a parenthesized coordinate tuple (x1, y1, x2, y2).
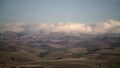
(0, 23, 27, 32)
(0, 20, 120, 34)
(53, 23, 92, 33)
(91, 20, 120, 34)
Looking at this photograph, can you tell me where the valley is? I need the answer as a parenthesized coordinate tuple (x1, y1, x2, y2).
(0, 31, 120, 68)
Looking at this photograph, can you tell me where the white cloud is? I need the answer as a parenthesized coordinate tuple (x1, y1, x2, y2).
(91, 20, 120, 34)
(0, 20, 120, 34)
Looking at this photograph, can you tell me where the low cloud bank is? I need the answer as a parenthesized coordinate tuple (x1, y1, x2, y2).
(0, 20, 120, 34)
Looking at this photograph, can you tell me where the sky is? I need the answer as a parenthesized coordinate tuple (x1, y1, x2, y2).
(0, 0, 120, 24)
